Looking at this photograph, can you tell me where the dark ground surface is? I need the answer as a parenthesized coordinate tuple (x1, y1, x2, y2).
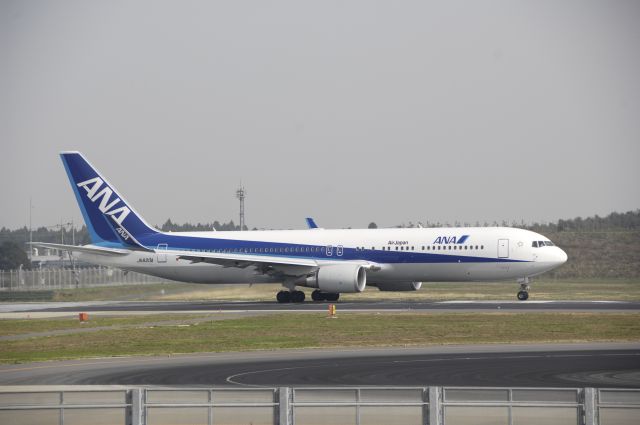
(1, 343, 638, 388)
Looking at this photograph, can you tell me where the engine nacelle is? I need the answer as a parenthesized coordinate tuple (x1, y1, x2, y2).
(373, 281, 422, 292)
(306, 264, 367, 293)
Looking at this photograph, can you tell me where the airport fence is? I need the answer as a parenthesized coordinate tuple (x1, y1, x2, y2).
(0, 267, 171, 292)
(0, 386, 638, 425)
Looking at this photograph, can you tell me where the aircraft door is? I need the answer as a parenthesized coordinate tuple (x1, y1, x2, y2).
(157, 243, 168, 263)
(498, 239, 509, 258)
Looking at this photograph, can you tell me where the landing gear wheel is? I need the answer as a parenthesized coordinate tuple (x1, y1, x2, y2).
(325, 293, 340, 302)
(311, 290, 325, 302)
(291, 290, 305, 303)
(517, 290, 529, 301)
(276, 290, 291, 303)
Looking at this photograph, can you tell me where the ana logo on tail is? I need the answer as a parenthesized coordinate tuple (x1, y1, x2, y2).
(76, 177, 131, 225)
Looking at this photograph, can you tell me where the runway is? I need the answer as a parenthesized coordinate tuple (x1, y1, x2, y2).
(0, 343, 638, 388)
(2, 300, 640, 316)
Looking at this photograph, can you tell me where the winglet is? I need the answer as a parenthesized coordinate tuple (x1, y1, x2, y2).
(305, 217, 319, 229)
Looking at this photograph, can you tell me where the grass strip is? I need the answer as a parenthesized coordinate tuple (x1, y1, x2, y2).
(0, 314, 214, 337)
(0, 312, 638, 364)
(33, 278, 640, 302)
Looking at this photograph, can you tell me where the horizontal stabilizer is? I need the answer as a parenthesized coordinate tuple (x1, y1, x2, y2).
(30, 242, 132, 256)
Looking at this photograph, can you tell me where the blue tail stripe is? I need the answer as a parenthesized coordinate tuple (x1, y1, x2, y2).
(61, 152, 158, 248)
(61, 154, 119, 246)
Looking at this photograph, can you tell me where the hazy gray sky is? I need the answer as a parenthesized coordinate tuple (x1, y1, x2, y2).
(2, 0, 639, 230)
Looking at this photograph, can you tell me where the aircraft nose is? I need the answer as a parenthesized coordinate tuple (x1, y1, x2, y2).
(556, 247, 568, 265)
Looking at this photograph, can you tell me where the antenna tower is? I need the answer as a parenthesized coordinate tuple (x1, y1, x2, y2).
(236, 184, 246, 231)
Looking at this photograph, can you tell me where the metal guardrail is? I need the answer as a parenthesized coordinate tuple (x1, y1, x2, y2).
(0, 387, 638, 425)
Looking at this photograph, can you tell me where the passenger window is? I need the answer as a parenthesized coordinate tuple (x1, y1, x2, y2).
(395, 246, 399, 251)
(481, 245, 484, 249)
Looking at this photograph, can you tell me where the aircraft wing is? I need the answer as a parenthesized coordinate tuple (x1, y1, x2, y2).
(30, 242, 132, 256)
(165, 249, 380, 277)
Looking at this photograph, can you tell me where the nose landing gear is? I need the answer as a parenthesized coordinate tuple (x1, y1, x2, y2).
(517, 278, 530, 301)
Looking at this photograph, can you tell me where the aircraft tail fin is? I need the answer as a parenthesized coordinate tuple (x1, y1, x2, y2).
(60, 152, 158, 249)
(305, 217, 319, 229)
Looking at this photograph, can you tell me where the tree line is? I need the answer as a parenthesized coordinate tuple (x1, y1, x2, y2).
(1, 209, 638, 271)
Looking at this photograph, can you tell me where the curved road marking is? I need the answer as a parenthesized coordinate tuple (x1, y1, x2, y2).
(226, 365, 325, 387)
(225, 353, 640, 386)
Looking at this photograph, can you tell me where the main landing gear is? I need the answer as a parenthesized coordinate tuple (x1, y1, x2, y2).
(311, 290, 339, 302)
(276, 290, 305, 303)
(517, 278, 530, 301)
(275, 289, 340, 303)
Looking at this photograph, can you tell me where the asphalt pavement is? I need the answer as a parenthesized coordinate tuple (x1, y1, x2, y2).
(0, 343, 638, 388)
(2, 300, 639, 316)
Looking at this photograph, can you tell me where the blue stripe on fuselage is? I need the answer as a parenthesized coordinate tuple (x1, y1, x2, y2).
(137, 233, 527, 264)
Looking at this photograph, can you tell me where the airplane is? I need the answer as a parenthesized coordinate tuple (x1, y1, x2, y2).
(33, 152, 568, 303)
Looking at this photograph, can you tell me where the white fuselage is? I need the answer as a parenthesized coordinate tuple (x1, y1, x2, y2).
(76, 227, 567, 286)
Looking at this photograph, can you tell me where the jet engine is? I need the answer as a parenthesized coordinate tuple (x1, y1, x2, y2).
(305, 264, 367, 293)
(373, 281, 422, 291)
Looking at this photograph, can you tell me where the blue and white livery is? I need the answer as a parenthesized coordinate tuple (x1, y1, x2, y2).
(34, 152, 567, 302)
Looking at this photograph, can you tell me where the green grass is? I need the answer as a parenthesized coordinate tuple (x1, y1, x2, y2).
(0, 312, 638, 364)
(345, 278, 640, 301)
(32, 278, 640, 302)
(0, 314, 213, 337)
(50, 283, 195, 301)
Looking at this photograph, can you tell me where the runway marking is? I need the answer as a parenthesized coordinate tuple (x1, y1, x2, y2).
(436, 300, 628, 304)
(223, 352, 640, 386)
(226, 365, 321, 387)
(391, 353, 640, 364)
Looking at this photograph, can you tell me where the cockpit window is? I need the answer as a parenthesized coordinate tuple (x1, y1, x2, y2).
(533, 240, 555, 248)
